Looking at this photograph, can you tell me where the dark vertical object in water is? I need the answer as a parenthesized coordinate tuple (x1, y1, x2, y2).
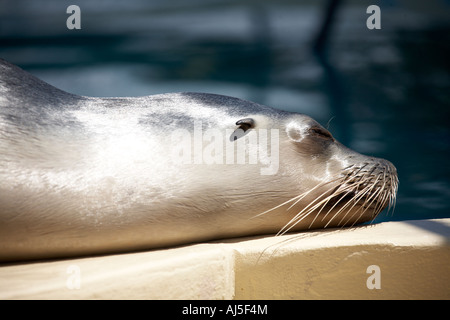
(248, 4, 273, 105)
(312, 0, 350, 146)
(313, 0, 342, 55)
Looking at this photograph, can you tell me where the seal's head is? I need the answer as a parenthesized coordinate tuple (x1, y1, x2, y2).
(254, 113, 398, 234)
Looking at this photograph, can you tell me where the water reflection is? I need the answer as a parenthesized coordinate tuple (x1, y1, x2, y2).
(0, 0, 449, 222)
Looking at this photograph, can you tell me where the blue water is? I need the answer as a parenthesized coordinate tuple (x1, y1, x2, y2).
(1, 0, 449, 223)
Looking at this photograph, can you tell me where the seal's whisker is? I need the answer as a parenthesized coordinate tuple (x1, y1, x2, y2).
(275, 161, 400, 234)
(348, 188, 384, 227)
(388, 189, 397, 216)
(286, 184, 322, 211)
(344, 174, 392, 227)
(318, 181, 364, 224)
(301, 191, 335, 230)
(321, 178, 372, 227)
(374, 179, 391, 214)
(252, 176, 341, 219)
(330, 172, 382, 227)
(326, 193, 361, 228)
(323, 190, 357, 228)
(321, 191, 355, 227)
(277, 195, 326, 236)
(254, 175, 343, 223)
(262, 153, 399, 241)
(251, 194, 304, 219)
(279, 177, 351, 235)
(387, 177, 399, 217)
(340, 177, 382, 226)
(277, 188, 335, 236)
(278, 169, 388, 234)
(308, 190, 338, 228)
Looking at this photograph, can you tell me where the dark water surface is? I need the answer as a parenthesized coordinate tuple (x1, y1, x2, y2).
(1, 0, 449, 223)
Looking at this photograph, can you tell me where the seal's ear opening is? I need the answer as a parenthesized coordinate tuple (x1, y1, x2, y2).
(230, 118, 255, 142)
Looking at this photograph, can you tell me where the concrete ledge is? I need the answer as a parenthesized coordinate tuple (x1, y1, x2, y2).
(0, 218, 449, 299)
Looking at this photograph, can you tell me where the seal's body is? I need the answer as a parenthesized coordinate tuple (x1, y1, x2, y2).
(0, 59, 398, 261)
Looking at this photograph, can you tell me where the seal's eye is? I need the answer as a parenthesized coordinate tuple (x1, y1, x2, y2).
(230, 118, 255, 141)
(309, 126, 333, 140)
(235, 118, 255, 132)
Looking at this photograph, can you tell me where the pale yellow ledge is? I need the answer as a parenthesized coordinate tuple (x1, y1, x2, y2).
(0, 218, 449, 300)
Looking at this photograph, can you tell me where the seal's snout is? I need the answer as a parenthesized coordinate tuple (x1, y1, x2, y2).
(366, 157, 398, 193)
(338, 155, 399, 222)
(377, 158, 397, 177)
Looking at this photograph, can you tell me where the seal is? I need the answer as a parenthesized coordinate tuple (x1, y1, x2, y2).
(0, 59, 398, 261)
